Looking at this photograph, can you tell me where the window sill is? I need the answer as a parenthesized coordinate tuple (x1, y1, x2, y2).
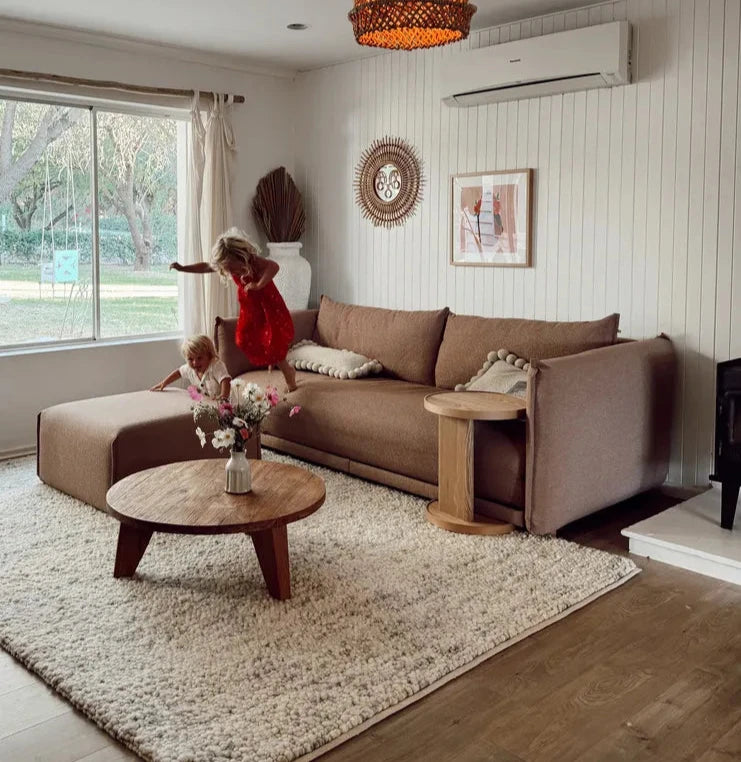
(0, 332, 183, 359)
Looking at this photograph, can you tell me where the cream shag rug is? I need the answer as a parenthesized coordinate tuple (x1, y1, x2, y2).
(0, 453, 638, 762)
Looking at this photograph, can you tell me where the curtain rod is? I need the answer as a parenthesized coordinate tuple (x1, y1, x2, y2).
(0, 68, 245, 103)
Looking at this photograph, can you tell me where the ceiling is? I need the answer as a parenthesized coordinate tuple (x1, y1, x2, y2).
(0, 0, 590, 72)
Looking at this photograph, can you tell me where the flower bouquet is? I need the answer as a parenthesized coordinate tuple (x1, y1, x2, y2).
(189, 379, 300, 493)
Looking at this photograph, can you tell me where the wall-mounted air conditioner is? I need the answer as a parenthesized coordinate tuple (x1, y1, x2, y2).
(441, 20, 631, 107)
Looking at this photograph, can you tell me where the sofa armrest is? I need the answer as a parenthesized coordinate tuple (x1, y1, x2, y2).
(524, 336, 676, 535)
(215, 309, 319, 378)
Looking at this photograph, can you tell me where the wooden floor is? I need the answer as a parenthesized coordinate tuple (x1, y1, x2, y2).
(1, 490, 740, 762)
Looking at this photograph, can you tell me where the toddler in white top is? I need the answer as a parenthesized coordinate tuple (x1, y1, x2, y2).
(150, 334, 231, 401)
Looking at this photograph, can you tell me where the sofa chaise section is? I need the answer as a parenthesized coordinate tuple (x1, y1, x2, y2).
(37, 389, 258, 511)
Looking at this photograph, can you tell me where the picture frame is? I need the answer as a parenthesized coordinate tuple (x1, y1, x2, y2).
(451, 168, 533, 267)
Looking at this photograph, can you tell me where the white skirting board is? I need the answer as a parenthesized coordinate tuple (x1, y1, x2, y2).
(0, 445, 35, 461)
(622, 485, 741, 586)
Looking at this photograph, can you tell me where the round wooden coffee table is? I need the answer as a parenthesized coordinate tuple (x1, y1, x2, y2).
(424, 391, 526, 536)
(106, 459, 325, 600)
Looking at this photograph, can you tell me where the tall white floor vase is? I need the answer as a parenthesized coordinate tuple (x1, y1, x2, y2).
(266, 242, 311, 310)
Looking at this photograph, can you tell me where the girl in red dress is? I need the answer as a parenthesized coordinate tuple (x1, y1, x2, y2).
(171, 229, 297, 391)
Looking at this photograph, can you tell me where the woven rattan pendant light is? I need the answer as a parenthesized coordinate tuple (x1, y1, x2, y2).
(349, 0, 477, 50)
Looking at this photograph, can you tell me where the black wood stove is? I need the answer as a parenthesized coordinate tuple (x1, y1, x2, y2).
(710, 358, 741, 530)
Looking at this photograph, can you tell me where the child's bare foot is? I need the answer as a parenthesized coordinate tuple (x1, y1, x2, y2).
(278, 360, 297, 392)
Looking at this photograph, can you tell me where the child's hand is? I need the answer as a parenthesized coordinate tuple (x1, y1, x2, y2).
(150, 383, 165, 392)
(169, 262, 183, 272)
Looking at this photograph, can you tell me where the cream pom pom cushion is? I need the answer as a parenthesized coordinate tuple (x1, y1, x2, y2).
(287, 340, 383, 380)
(454, 349, 530, 398)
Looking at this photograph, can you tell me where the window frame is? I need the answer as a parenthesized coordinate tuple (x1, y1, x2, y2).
(0, 88, 187, 355)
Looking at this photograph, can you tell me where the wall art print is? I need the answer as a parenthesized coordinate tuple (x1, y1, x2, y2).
(451, 168, 533, 267)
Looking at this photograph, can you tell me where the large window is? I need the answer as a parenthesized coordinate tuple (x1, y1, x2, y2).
(0, 96, 182, 349)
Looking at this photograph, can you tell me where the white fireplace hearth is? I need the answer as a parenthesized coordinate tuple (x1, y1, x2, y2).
(622, 486, 741, 585)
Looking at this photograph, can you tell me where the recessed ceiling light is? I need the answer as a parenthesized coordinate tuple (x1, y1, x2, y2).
(287, 23, 309, 31)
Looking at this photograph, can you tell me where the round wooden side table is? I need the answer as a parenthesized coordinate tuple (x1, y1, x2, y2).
(424, 391, 527, 536)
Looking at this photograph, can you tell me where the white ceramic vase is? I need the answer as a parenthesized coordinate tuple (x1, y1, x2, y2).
(266, 242, 311, 310)
(225, 448, 252, 494)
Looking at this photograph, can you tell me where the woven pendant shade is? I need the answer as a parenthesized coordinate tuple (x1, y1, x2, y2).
(349, 0, 477, 50)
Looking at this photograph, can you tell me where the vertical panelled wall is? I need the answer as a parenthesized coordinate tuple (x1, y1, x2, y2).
(294, 0, 741, 488)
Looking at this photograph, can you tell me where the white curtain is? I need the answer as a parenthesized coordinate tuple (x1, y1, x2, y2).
(182, 92, 237, 336)
(202, 93, 237, 324)
(182, 91, 207, 336)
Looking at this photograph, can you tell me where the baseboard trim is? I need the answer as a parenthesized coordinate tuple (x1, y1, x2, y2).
(0, 445, 35, 461)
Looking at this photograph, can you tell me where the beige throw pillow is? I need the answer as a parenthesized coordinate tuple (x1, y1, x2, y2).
(455, 349, 530, 398)
(287, 340, 383, 380)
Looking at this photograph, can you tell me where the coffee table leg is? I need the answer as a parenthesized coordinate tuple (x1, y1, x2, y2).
(113, 524, 153, 578)
(250, 525, 291, 600)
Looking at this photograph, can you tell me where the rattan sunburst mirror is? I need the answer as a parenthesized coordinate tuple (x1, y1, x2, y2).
(354, 137, 424, 228)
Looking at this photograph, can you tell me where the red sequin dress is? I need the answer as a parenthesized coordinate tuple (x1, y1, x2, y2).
(232, 273, 294, 366)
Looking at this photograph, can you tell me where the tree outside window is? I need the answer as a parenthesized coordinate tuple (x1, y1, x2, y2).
(0, 98, 182, 347)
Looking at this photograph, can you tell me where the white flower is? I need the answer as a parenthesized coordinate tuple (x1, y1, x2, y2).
(230, 378, 245, 404)
(195, 427, 207, 448)
(211, 428, 236, 449)
(232, 417, 246, 428)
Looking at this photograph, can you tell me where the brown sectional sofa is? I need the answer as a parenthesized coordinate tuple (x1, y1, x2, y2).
(216, 296, 676, 535)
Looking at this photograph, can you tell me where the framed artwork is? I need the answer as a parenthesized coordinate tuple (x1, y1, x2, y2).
(451, 168, 533, 267)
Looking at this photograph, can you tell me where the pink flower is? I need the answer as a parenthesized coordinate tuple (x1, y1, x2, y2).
(218, 402, 233, 416)
(289, 405, 302, 418)
(266, 386, 281, 407)
(187, 385, 203, 401)
(240, 427, 251, 440)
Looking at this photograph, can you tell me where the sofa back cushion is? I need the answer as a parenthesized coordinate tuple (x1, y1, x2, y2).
(314, 296, 449, 385)
(215, 309, 318, 378)
(435, 313, 620, 389)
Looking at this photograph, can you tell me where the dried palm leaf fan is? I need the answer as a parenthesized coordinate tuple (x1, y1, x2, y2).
(252, 167, 306, 242)
(349, 0, 477, 50)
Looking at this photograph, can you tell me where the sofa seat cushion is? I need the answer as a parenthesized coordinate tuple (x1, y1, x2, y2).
(313, 296, 449, 386)
(37, 389, 258, 511)
(242, 370, 526, 509)
(435, 313, 620, 389)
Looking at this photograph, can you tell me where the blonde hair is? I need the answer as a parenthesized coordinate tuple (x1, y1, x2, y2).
(210, 228, 261, 279)
(181, 334, 218, 361)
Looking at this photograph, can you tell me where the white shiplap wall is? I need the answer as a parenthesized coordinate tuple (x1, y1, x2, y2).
(294, 0, 741, 488)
